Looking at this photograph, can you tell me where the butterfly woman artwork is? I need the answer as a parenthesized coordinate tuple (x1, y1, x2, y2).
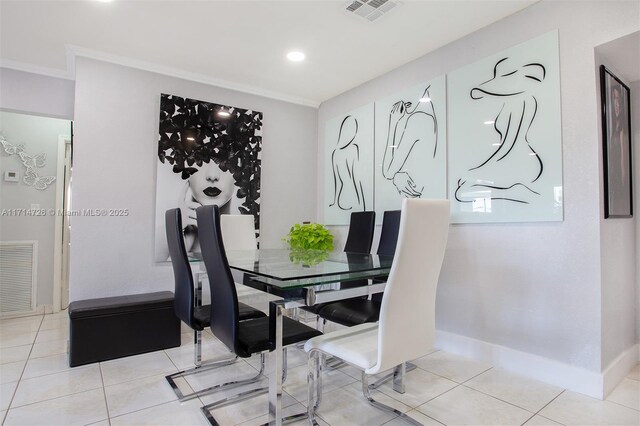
(155, 94, 262, 260)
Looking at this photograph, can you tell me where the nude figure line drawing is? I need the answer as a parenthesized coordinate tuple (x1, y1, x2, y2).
(455, 57, 546, 205)
(381, 85, 438, 198)
(329, 115, 367, 211)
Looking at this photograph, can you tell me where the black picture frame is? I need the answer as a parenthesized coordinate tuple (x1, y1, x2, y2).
(600, 65, 633, 218)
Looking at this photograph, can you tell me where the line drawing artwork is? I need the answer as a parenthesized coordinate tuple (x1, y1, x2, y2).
(329, 115, 367, 211)
(381, 85, 438, 198)
(455, 56, 546, 205)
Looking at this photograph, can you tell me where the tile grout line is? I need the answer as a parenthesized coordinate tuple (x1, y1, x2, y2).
(5, 382, 104, 412)
(358, 360, 472, 425)
(98, 362, 113, 425)
(529, 389, 567, 425)
(601, 396, 640, 413)
(107, 399, 184, 423)
(2, 315, 44, 416)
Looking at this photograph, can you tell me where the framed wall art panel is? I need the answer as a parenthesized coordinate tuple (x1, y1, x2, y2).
(600, 65, 633, 218)
(324, 103, 375, 225)
(448, 30, 563, 223)
(374, 76, 447, 223)
(154, 94, 262, 261)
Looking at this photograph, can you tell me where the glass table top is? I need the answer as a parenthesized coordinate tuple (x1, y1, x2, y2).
(193, 249, 393, 289)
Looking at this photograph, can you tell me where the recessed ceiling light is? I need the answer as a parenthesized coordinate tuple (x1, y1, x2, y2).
(218, 111, 231, 117)
(419, 97, 431, 103)
(484, 120, 495, 125)
(286, 51, 305, 62)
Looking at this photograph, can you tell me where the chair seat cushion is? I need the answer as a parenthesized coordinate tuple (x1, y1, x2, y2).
(304, 323, 378, 371)
(237, 316, 322, 358)
(317, 299, 381, 327)
(300, 303, 326, 314)
(239, 302, 267, 321)
(192, 303, 265, 330)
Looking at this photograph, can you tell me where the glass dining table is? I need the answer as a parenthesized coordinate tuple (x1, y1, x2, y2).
(195, 249, 393, 425)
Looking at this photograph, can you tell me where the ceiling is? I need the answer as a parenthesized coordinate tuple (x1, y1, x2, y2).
(0, 0, 538, 106)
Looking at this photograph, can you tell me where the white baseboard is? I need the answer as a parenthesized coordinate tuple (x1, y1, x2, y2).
(602, 343, 639, 398)
(435, 329, 607, 399)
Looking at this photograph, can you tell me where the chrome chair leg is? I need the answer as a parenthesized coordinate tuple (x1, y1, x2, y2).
(194, 330, 202, 367)
(362, 372, 422, 426)
(200, 353, 270, 425)
(282, 348, 288, 383)
(166, 330, 240, 401)
(201, 387, 269, 425)
(307, 350, 323, 426)
(167, 332, 267, 402)
(368, 362, 417, 391)
(392, 363, 406, 394)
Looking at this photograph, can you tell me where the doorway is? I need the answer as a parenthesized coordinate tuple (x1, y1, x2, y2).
(0, 111, 71, 317)
(53, 134, 72, 311)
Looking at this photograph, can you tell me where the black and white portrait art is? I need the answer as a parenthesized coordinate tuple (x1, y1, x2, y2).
(154, 94, 262, 261)
(374, 77, 447, 219)
(600, 65, 632, 218)
(448, 30, 563, 223)
(324, 103, 374, 225)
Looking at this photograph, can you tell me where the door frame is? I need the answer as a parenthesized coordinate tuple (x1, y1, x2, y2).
(53, 135, 71, 313)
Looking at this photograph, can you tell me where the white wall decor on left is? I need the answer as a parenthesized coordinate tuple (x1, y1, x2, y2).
(0, 135, 56, 190)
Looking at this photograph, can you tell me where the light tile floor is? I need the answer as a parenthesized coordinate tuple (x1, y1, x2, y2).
(1, 309, 639, 426)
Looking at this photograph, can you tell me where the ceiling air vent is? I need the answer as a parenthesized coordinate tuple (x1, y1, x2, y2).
(345, 0, 399, 22)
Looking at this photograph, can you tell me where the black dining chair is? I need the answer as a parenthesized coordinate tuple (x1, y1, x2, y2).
(195, 205, 322, 421)
(343, 210, 377, 253)
(316, 210, 401, 327)
(300, 210, 376, 323)
(164, 208, 266, 401)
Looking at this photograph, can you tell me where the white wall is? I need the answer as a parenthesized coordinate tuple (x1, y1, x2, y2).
(594, 34, 638, 373)
(70, 58, 317, 302)
(0, 111, 71, 307)
(0, 68, 74, 119)
(318, 0, 639, 378)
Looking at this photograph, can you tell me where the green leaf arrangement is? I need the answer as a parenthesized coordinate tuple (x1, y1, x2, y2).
(283, 223, 334, 252)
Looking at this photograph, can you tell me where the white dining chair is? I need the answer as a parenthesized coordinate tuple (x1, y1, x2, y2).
(220, 214, 258, 288)
(220, 214, 257, 250)
(304, 199, 450, 425)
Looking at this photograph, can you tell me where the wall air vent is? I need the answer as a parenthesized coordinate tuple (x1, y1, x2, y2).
(345, 0, 399, 22)
(0, 241, 37, 316)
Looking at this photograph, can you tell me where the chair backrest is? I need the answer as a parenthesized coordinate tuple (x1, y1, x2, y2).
(196, 205, 239, 354)
(165, 208, 195, 328)
(377, 210, 401, 257)
(220, 214, 257, 250)
(344, 211, 376, 253)
(369, 199, 450, 375)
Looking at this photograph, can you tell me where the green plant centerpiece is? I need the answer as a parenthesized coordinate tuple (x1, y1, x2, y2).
(283, 223, 334, 266)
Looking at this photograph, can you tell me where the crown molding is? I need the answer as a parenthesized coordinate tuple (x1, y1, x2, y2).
(2, 47, 320, 108)
(65, 45, 320, 108)
(0, 59, 74, 81)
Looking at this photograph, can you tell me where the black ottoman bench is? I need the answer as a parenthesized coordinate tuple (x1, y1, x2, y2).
(68, 291, 181, 367)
